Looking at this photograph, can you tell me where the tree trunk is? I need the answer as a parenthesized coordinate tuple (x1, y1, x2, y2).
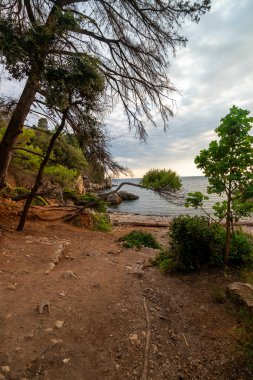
(224, 181, 232, 264)
(16, 110, 68, 231)
(0, 3, 62, 189)
(0, 70, 40, 189)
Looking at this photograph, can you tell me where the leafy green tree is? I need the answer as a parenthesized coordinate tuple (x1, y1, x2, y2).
(107, 168, 182, 204)
(186, 106, 253, 263)
(0, 0, 211, 188)
(141, 168, 182, 192)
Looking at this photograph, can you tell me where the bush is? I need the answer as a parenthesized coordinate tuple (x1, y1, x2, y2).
(156, 216, 253, 273)
(230, 232, 253, 265)
(63, 189, 107, 212)
(119, 230, 160, 249)
(92, 213, 112, 232)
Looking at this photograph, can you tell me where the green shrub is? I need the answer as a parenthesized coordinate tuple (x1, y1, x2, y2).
(168, 216, 225, 272)
(31, 195, 48, 206)
(119, 230, 160, 249)
(156, 216, 253, 273)
(0, 186, 30, 198)
(79, 193, 107, 213)
(230, 232, 253, 265)
(92, 213, 112, 232)
(63, 189, 107, 212)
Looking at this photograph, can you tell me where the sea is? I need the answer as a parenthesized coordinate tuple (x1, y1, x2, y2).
(107, 176, 223, 217)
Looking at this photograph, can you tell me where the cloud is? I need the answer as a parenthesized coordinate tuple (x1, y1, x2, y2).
(0, 0, 252, 179)
(109, 0, 253, 177)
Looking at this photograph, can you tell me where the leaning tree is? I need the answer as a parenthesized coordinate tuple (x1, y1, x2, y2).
(0, 0, 211, 188)
(16, 52, 129, 231)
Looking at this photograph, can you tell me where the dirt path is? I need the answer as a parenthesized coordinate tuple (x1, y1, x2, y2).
(0, 211, 252, 379)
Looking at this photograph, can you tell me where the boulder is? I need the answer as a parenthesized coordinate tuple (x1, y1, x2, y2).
(118, 191, 139, 201)
(107, 193, 122, 204)
(227, 282, 253, 313)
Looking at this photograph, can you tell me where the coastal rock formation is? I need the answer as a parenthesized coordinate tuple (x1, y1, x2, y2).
(118, 191, 139, 201)
(74, 175, 112, 194)
(107, 193, 122, 204)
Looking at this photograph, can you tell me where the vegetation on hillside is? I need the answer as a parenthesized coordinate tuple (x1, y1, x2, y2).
(0, 118, 88, 188)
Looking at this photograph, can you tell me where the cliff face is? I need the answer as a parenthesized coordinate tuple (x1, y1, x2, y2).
(75, 175, 112, 194)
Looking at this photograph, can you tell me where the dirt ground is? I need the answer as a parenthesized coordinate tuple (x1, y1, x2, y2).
(0, 204, 253, 380)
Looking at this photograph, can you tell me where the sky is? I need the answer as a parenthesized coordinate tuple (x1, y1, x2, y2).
(108, 0, 253, 178)
(0, 0, 252, 178)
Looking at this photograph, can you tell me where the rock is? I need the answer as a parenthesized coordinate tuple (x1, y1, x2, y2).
(45, 262, 55, 274)
(227, 282, 253, 313)
(51, 338, 63, 345)
(62, 271, 77, 279)
(1, 367, 10, 374)
(6, 284, 16, 290)
(129, 333, 140, 345)
(118, 191, 139, 201)
(63, 358, 70, 364)
(45, 328, 53, 333)
(0, 374, 5, 380)
(37, 300, 50, 314)
(55, 320, 64, 329)
(106, 193, 122, 205)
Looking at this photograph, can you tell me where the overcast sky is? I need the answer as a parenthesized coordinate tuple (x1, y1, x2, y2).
(1, 0, 252, 178)
(109, 0, 253, 178)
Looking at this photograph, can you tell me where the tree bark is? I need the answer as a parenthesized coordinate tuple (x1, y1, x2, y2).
(0, 2, 62, 189)
(224, 180, 232, 264)
(0, 70, 40, 189)
(16, 110, 68, 231)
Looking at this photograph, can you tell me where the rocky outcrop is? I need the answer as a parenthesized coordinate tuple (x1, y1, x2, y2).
(106, 193, 122, 205)
(227, 282, 253, 314)
(76, 175, 112, 194)
(118, 191, 139, 201)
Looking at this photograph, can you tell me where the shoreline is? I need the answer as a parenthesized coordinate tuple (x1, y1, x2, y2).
(108, 210, 172, 227)
(107, 210, 253, 229)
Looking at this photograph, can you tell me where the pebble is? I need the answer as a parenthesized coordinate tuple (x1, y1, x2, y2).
(129, 333, 139, 345)
(45, 328, 53, 333)
(115, 364, 120, 371)
(171, 333, 178, 340)
(6, 284, 16, 290)
(63, 358, 70, 364)
(62, 271, 77, 279)
(51, 338, 63, 345)
(55, 320, 64, 329)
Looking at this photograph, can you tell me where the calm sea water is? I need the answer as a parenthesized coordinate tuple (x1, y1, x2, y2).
(108, 176, 223, 216)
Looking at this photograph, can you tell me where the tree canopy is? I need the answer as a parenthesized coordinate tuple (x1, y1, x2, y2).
(0, 0, 211, 188)
(141, 168, 182, 191)
(186, 106, 253, 262)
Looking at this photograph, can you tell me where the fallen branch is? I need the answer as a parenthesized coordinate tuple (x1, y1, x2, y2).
(103, 181, 185, 206)
(141, 297, 151, 380)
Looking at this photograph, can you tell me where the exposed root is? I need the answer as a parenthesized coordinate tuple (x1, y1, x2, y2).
(141, 297, 151, 380)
